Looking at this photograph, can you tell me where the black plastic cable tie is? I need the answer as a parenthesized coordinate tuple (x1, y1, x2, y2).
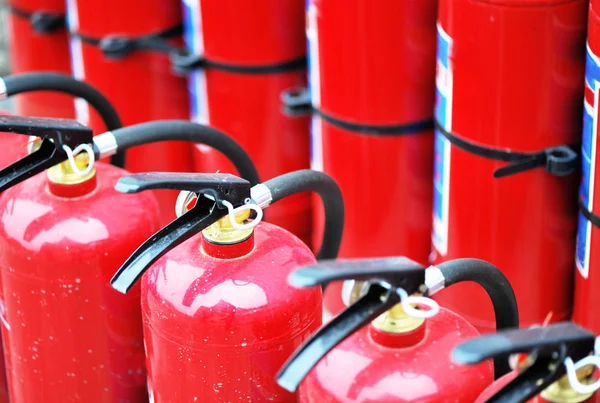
(72, 24, 183, 60)
(7, 4, 65, 33)
(170, 50, 307, 76)
(579, 201, 600, 229)
(434, 120, 579, 178)
(280, 87, 433, 135)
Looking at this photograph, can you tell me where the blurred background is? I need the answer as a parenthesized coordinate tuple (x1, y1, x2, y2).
(0, 1, 12, 109)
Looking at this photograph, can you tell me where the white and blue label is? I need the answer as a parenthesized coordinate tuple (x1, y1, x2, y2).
(306, 1, 322, 170)
(183, 0, 209, 125)
(65, 0, 88, 124)
(576, 45, 600, 279)
(432, 23, 453, 257)
(306, 2, 321, 109)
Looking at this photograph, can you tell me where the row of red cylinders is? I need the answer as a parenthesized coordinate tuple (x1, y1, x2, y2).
(2, 0, 600, 402)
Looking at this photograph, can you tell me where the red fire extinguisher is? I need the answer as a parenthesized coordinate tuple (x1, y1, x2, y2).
(432, 0, 586, 332)
(276, 257, 520, 402)
(172, 0, 312, 246)
(0, 71, 125, 166)
(109, 169, 343, 402)
(282, 0, 437, 318)
(453, 322, 600, 402)
(574, 0, 600, 341)
(0, 115, 259, 402)
(65, 0, 194, 225)
(6, 0, 74, 119)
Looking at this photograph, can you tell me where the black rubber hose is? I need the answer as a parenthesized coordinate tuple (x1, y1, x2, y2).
(436, 258, 519, 379)
(2, 72, 125, 167)
(262, 170, 343, 260)
(110, 120, 260, 186)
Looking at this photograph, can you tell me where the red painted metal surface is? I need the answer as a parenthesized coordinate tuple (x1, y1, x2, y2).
(298, 308, 492, 402)
(6, 0, 74, 119)
(66, 0, 194, 226)
(307, 0, 437, 317)
(432, 0, 586, 332)
(574, 2, 600, 339)
(184, 0, 312, 246)
(0, 163, 160, 402)
(142, 222, 322, 402)
(475, 371, 597, 403)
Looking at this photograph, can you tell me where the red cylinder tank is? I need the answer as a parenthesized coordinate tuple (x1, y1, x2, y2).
(305, 0, 437, 318)
(65, 0, 194, 226)
(432, 0, 586, 332)
(574, 0, 600, 340)
(6, 0, 74, 119)
(142, 222, 322, 402)
(0, 163, 160, 402)
(299, 309, 491, 402)
(182, 0, 312, 246)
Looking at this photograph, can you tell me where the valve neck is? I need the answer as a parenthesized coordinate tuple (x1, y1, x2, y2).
(368, 302, 426, 348)
(201, 209, 255, 259)
(47, 154, 97, 197)
(540, 365, 596, 403)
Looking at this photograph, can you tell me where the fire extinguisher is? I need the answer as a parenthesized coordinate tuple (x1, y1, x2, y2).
(109, 169, 343, 402)
(275, 257, 520, 402)
(574, 0, 600, 341)
(65, 0, 194, 225)
(431, 0, 586, 332)
(0, 71, 125, 166)
(281, 0, 437, 318)
(453, 322, 600, 402)
(171, 0, 312, 247)
(0, 114, 258, 402)
(5, 0, 74, 119)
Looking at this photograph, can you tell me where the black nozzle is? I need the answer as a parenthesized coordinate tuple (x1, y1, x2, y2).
(0, 115, 95, 192)
(453, 322, 596, 403)
(110, 172, 251, 294)
(277, 258, 426, 392)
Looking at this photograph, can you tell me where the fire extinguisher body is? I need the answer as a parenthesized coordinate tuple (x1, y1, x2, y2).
(475, 371, 598, 403)
(298, 308, 492, 403)
(66, 0, 194, 225)
(0, 111, 27, 168)
(307, 0, 437, 317)
(183, 0, 312, 246)
(574, 1, 600, 338)
(0, 163, 160, 402)
(6, 0, 74, 119)
(142, 222, 321, 402)
(433, 0, 586, 331)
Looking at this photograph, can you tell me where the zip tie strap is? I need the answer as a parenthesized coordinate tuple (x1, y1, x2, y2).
(170, 51, 307, 76)
(434, 120, 579, 178)
(71, 24, 183, 60)
(579, 201, 600, 229)
(62, 144, 95, 176)
(7, 4, 65, 33)
(221, 199, 263, 231)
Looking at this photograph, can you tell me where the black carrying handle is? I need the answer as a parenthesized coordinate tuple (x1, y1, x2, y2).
(277, 258, 426, 392)
(110, 173, 251, 294)
(452, 322, 596, 403)
(0, 115, 95, 192)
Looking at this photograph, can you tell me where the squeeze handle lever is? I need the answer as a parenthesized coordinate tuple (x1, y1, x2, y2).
(110, 172, 252, 294)
(452, 322, 596, 403)
(0, 116, 94, 193)
(277, 258, 427, 392)
(289, 257, 425, 291)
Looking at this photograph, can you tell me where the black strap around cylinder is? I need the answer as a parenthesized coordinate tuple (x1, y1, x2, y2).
(434, 120, 579, 178)
(7, 4, 65, 33)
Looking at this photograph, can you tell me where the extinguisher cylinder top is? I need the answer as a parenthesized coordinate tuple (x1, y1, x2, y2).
(370, 302, 425, 334)
(540, 366, 596, 403)
(202, 208, 254, 245)
(47, 152, 96, 186)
